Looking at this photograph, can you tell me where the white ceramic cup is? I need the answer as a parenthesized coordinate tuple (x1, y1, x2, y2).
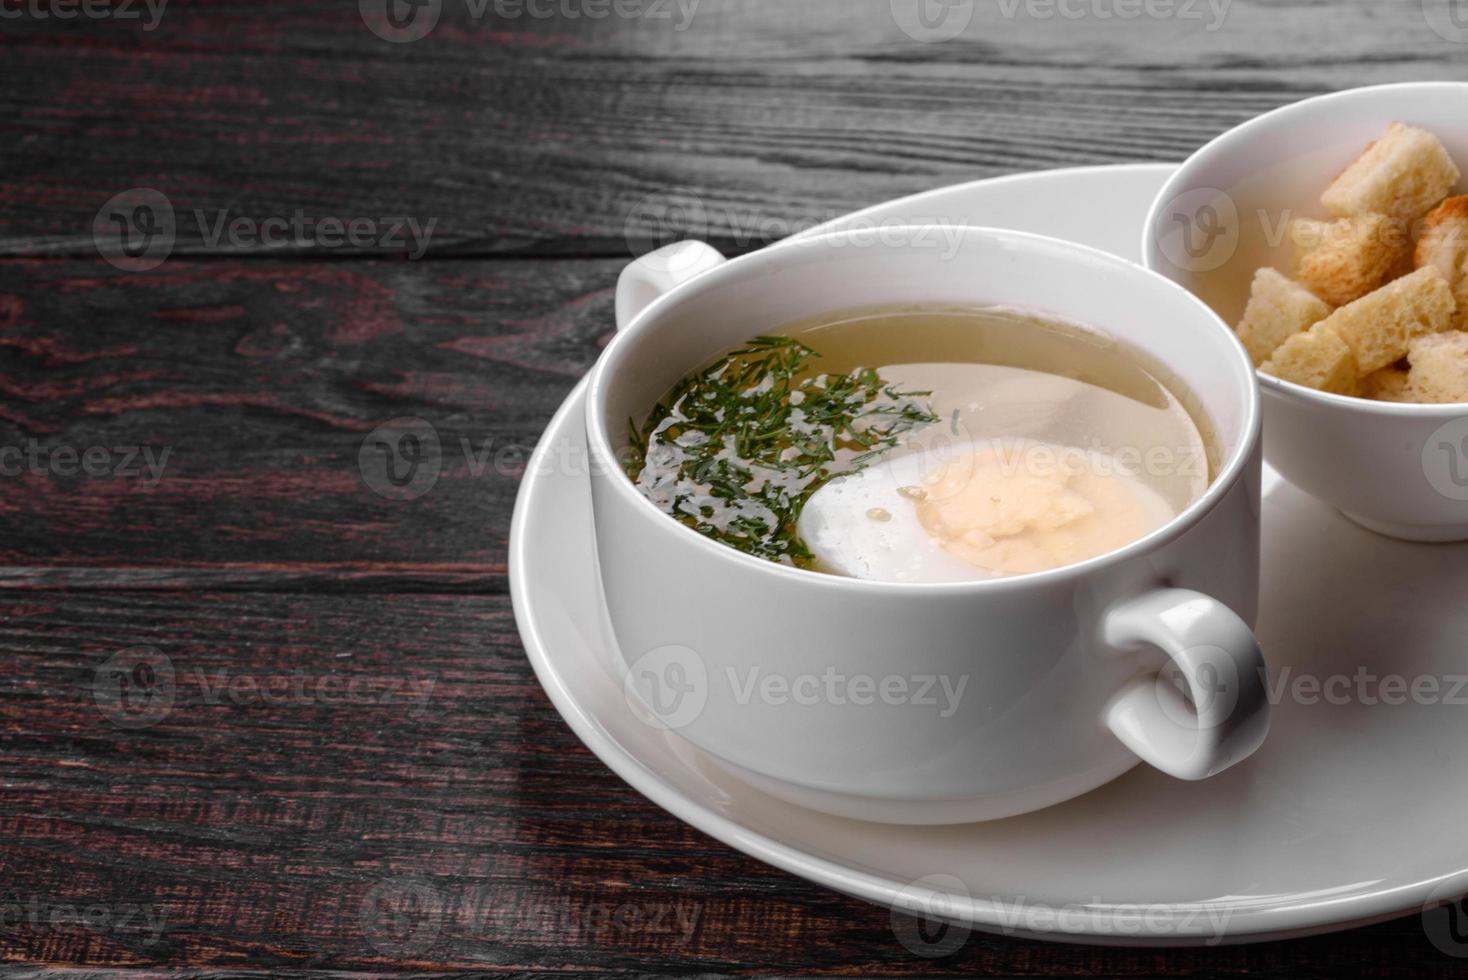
(1142, 82, 1468, 541)
(589, 227, 1269, 824)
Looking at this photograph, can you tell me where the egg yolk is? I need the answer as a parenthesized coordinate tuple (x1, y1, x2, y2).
(913, 442, 1163, 576)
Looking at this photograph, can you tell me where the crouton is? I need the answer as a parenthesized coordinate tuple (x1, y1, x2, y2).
(1321, 122, 1460, 222)
(1261, 323, 1359, 395)
(1415, 196, 1468, 327)
(1361, 365, 1414, 402)
(1407, 330, 1468, 403)
(1315, 266, 1456, 375)
(1235, 267, 1333, 364)
(1291, 213, 1410, 305)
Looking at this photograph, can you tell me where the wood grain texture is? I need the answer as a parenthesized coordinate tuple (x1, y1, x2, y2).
(7, 0, 1468, 972)
(0, 257, 613, 586)
(5, 0, 1468, 257)
(0, 590, 1454, 976)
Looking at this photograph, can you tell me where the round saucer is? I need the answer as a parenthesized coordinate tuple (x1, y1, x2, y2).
(510, 164, 1468, 946)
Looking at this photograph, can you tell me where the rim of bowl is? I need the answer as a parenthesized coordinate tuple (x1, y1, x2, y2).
(1143, 80, 1468, 420)
(588, 224, 1262, 595)
(1260, 371, 1468, 416)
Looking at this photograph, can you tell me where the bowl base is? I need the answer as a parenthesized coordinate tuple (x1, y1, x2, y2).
(1338, 510, 1468, 543)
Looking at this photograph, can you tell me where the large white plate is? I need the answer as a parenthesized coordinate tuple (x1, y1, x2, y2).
(510, 165, 1468, 946)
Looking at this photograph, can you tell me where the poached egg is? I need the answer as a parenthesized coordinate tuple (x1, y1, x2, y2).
(798, 437, 1177, 583)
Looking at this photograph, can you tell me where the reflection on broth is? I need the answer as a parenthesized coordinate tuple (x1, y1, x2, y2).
(626, 306, 1217, 582)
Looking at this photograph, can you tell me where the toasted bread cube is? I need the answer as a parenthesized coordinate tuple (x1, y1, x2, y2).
(1321, 123, 1460, 222)
(1291, 214, 1410, 306)
(1235, 267, 1333, 364)
(1388, 245, 1418, 280)
(1361, 365, 1414, 402)
(1415, 196, 1468, 327)
(1407, 331, 1468, 403)
(1315, 266, 1456, 375)
(1261, 323, 1359, 394)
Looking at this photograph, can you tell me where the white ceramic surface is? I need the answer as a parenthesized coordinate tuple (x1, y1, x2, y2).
(1142, 82, 1468, 542)
(511, 165, 1468, 944)
(596, 224, 1267, 822)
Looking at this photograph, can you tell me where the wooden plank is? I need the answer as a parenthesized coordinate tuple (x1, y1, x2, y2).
(0, 589, 1450, 975)
(4, 1, 1465, 257)
(0, 256, 614, 587)
(5, 1, 1468, 972)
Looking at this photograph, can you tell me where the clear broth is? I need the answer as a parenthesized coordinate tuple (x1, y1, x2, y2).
(627, 305, 1218, 577)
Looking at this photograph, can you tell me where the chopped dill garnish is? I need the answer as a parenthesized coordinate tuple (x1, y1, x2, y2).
(625, 335, 938, 565)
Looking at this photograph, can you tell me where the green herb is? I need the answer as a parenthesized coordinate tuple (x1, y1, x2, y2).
(626, 335, 937, 565)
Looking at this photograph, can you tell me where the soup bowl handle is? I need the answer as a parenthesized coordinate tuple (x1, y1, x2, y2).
(615, 241, 726, 330)
(1101, 588, 1270, 780)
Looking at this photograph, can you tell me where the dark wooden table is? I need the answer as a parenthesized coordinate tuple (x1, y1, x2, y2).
(4, 0, 1468, 974)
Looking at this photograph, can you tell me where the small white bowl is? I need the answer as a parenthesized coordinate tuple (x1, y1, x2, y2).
(1142, 82, 1468, 542)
